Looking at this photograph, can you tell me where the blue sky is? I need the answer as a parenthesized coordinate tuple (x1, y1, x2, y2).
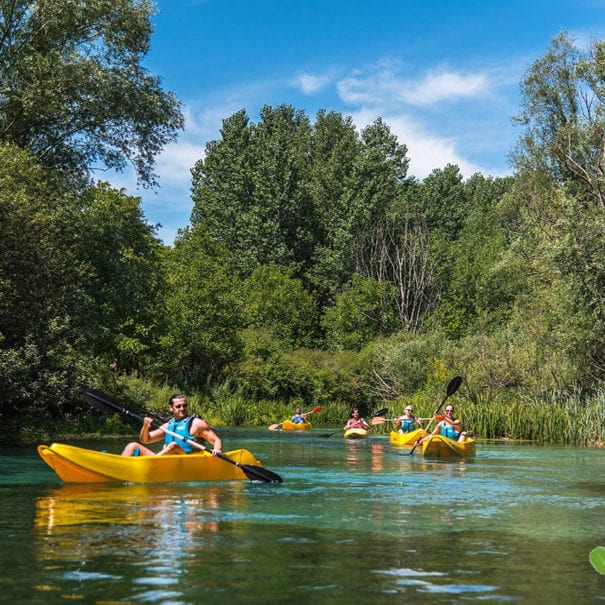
(108, 0, 605, 245)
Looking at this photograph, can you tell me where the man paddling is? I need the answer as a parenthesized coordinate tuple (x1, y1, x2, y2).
(121, 394, 222, 457)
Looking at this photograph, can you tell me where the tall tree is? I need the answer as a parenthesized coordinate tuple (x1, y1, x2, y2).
(511, 33, 605, 382)
(0, 145, 88, 418)
(0, 0, 183, 186)
(78, 183, 166, 372)
(191, 105, 314, 278)
(513, 32, 605, 209)
(159, 227, 243, 386)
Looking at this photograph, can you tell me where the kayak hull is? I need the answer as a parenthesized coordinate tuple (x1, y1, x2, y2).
(389, 429, 428, 446)
(344, 428, 368, 439)
(280, 420, 312, 431)
(421, 435, 476, 458)
(38, 443, 264, 484)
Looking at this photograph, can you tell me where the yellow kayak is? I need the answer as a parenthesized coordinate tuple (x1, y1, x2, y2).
(344, 428, 369, 439)
(38, 442, 265, 484)
(280, 420, 313, 431)
(389, 428, 428, 446)
(420, 435, 476, 458)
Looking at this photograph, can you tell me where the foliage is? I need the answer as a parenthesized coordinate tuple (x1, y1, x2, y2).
(158, 227, 244, 386)
(0, 145, 91, 419)
(77, 183, 166, 373)
(242, 264, 317, 348)
(510, 33, 605, 383)
(321, 274, 400, 351)
(0, 0, 183, 186)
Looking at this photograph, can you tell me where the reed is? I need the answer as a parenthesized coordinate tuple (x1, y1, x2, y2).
(112, 375, 604, 446)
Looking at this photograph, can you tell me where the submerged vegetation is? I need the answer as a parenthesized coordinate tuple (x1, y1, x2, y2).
(0, 4, 603, 445)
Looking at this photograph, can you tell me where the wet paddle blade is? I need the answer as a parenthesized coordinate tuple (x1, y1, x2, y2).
(237, 462, 284, 483)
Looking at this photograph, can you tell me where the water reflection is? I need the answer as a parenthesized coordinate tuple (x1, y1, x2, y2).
(32, 482, 250, 601)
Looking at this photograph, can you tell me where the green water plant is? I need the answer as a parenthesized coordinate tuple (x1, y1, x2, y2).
(589, 547, 605, 574)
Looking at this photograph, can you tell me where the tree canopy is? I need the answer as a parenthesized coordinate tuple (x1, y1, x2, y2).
(0, 0, 183, 186)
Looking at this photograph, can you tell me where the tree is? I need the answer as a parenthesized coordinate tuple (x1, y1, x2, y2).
(321, 274, 400, 351)
(159, 227, 243, 386)
(0, 0, 183, 186)
(0, 144, 89, 418)
(191, 105, 315, 278)
(242, 264, 317, 348)
(78, 183, 166, 372)
(513, 32, 605, 209)
(511, 33, 605, 382)
(354, 211, 438, 334)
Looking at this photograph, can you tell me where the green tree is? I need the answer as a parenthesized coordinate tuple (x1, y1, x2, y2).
(160, 227, 243, 386)
(78, 183, 166, 372)
(191, 105, 314, 277)
(513, 32, 605, 209)
(427, 174, 516, 338)
(242, 264, 317, 348)
(0, 145, 89, 418)
(306, 110, 362, 302)
(511, 33, 605, 382)
(0, 0, 183, 186)
(321, 274, 400, 351)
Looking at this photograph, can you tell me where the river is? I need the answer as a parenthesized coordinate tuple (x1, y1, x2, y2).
(0, 429, 603, 603)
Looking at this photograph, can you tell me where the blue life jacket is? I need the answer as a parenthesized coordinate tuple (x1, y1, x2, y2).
(165, 416, 198, 453)
(400, 418, 416, 432)
(440, 422, 460, 440)
(291, 414, 305, 424)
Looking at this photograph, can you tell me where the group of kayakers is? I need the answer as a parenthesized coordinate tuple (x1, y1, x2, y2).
(121, 396, 466, 458)
(344, 404, 467, 443)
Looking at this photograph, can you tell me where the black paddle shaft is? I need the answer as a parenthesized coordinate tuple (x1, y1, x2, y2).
(84, 388, 283, 483)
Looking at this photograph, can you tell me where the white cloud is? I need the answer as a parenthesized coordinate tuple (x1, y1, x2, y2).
(292, 72, 334, 94)
(350, 108, 485, 180)
(337, 61, 490, 108)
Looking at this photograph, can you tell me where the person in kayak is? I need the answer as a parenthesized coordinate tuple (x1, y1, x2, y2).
(344, 407, 370, 431)
(121, 394, 223, 456)
(393, 405, 423, 433)
(291, 406, 307, 424)
(423, 405, 467, 443)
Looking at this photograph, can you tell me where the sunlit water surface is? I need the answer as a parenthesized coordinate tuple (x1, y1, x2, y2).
(0, 429, 603, 603)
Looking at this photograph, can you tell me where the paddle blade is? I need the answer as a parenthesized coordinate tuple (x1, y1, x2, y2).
(373, 407, 389, 417)
(239, 463, 283, 483)
(268, 423, 281, 431)
(371, 416, 389, 426)
(446, 375, 463, 396)
(310, 406, 323, 414)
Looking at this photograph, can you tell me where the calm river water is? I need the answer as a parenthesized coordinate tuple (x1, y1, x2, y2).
(0, 429, 603, 604)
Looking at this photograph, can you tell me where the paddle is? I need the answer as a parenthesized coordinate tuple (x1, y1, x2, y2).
(408, 375, 463, 455)
(268, 406, 323, 431)
(84, 388, 283, 483)
(371, 415, 434, 426)
(319, 408, 388, 438)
